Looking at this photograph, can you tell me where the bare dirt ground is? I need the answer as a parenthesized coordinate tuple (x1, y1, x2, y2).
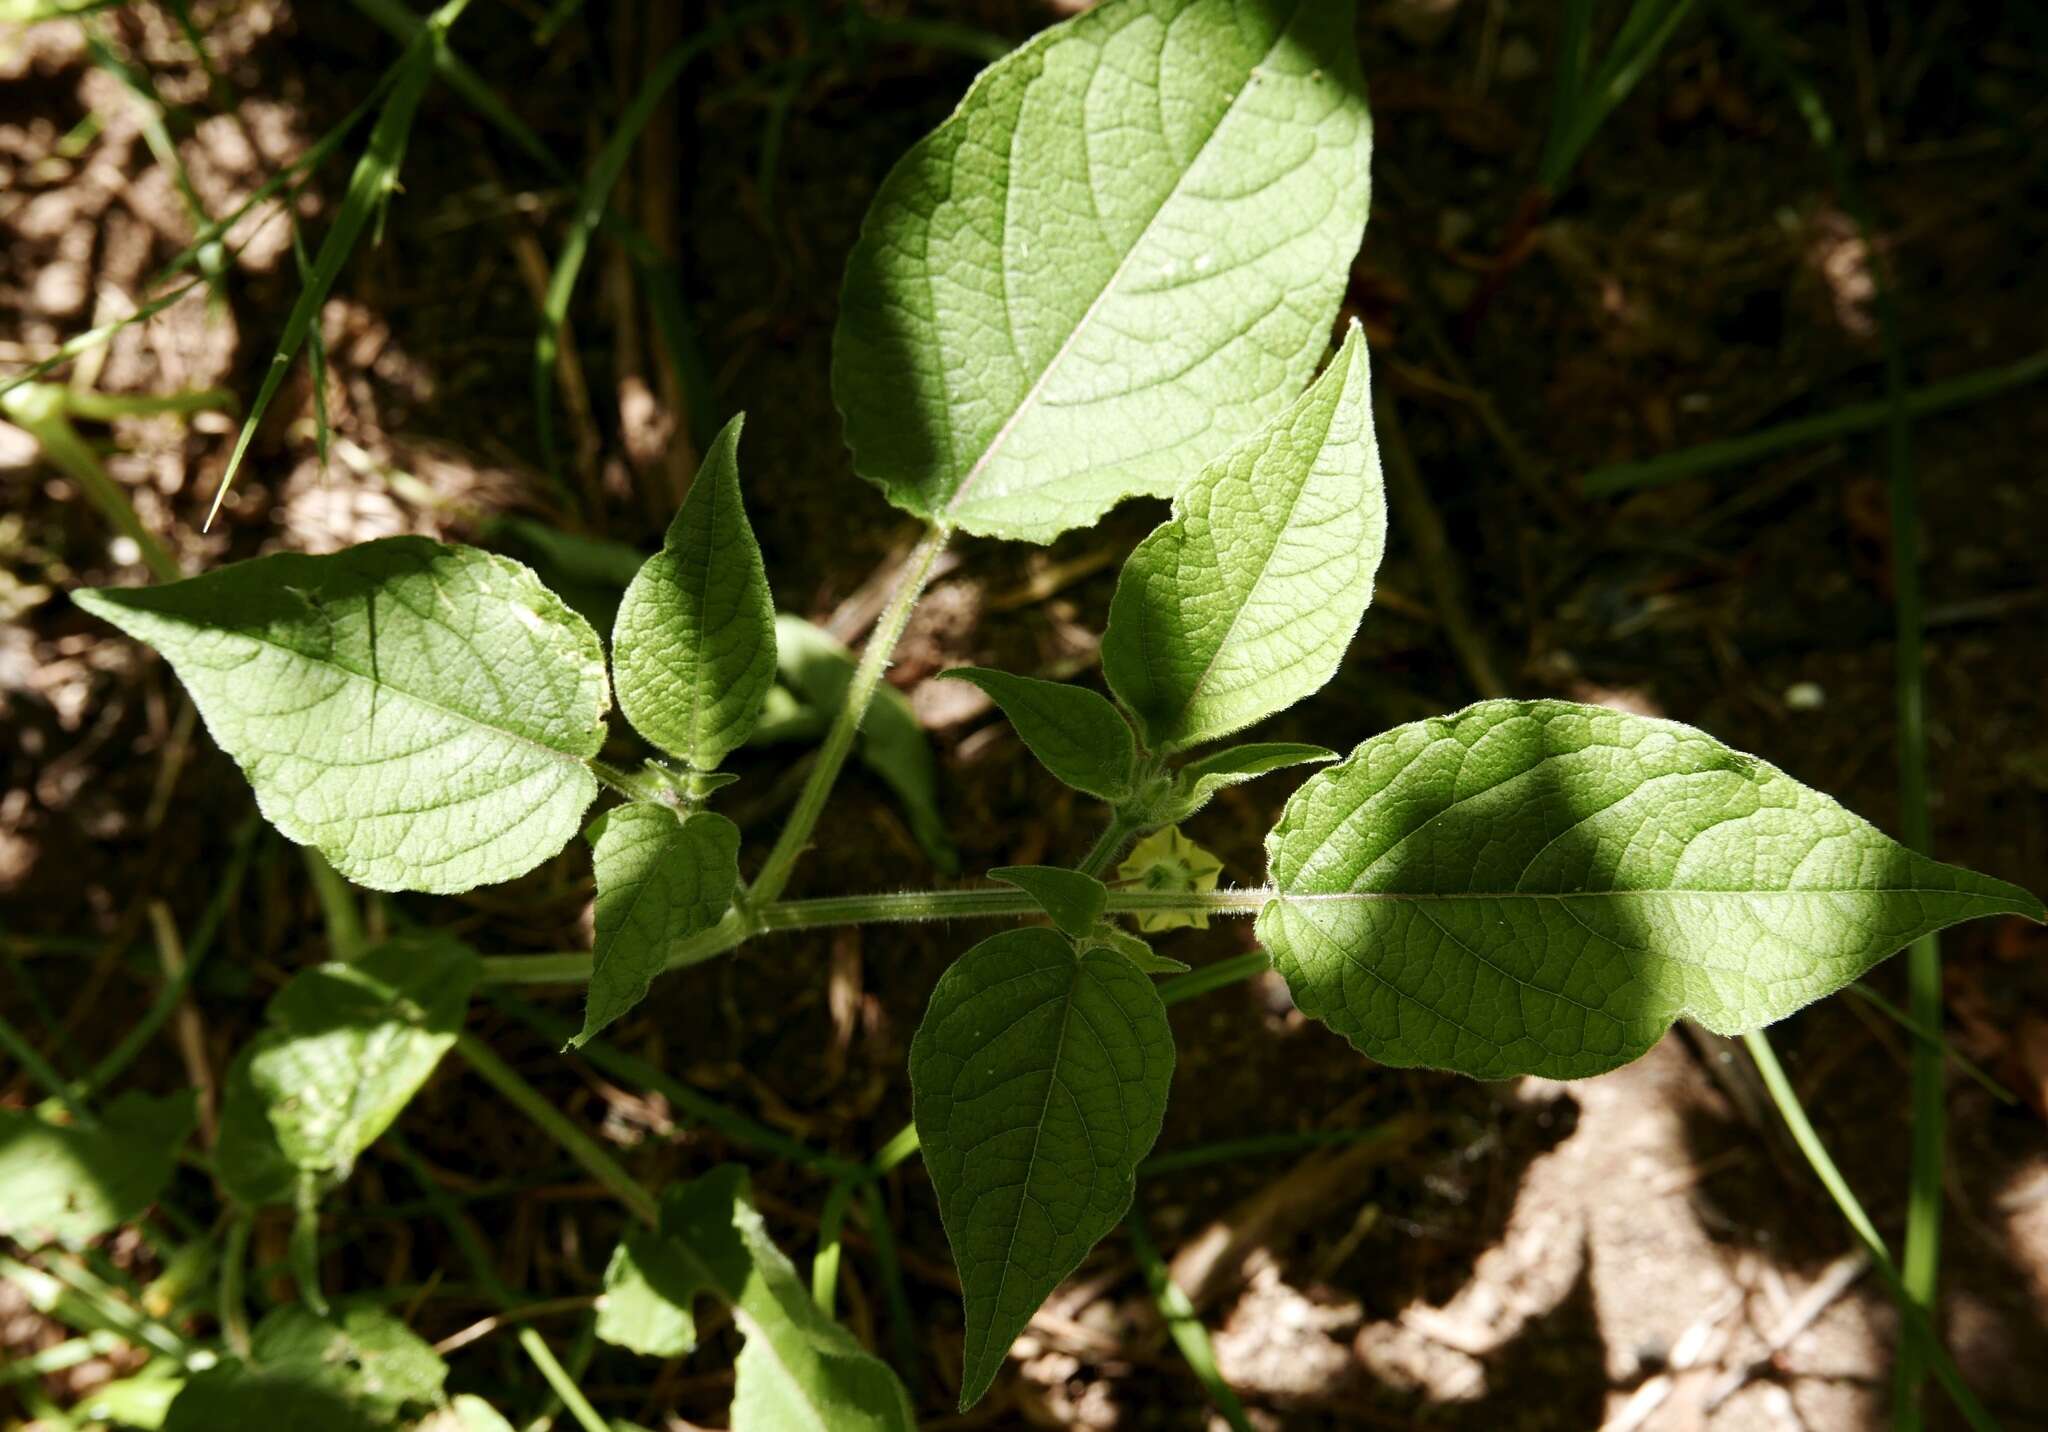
(4, 2, 2046, 1427)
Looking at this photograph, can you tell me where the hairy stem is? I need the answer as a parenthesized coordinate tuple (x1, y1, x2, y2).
(1075, 813, 1140, 879)
(475, 886, 1273, 985)
(747, 523, 951, 908)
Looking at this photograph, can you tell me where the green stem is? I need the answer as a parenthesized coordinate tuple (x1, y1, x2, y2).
(1578, 345, 2048, 496)
(516, 1326, 610, 1432)
(1128, 1208, 1253, 1432)
(219, 1213, 252, 1358)
(304, 848, 365, 963)
(747, 525, 952, 909)
(5, 399, 181, 582)
(1076, 813, 1140, 880)
(1742, 1031, 1994, 1430)
(475, 886, 1273, 985)
(811, 1180, 852, 1315)
(453, 1033, 656, 1225)
(291, 1172, 330, 1316)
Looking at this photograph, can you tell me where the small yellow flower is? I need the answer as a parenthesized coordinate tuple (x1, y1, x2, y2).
(1117, 827, 1225, 932)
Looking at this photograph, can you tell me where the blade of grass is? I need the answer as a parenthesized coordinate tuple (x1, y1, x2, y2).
(489, 994, 866, 1179)
(452, 1032, 656, 1225)
(1127, 1209, 1253, 1432)
(857, 1179, 919, 1388)
(2, 387, 183, 581)
(289, 222, 333, 472)
(812, 1178, 853, 1315)
(1579, 345, 2048, 495)
(1539, 0, 1699, 192)
(517, 1328, 610, 1432)
(1140, 1122, 1412, 1179)
(204, 7, 466, 528)
(1742, 1031, 1995, 1430)
(1710, 7, 1941, 1418)
(1845, 982, 2014, 1104)
(528, 4, 797, 478)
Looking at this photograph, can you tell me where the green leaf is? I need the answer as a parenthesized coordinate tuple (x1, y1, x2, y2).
(0, 1092, 196, 1246)
(834, 0, 1372, 543)
(445, 1395, 517, 1432)
(756, 615, 958, 872)
(910, 927, 1174, 1408)
(594, 1165, 916, 1431)
(574, 806, 740, 1048)
(1260, 700, 2048, 1080)
(251, 1303, 447, 1416)
(612, 414, 777, 770)
(163, 1303, 444, 1432)
(217, 935, 477, 1206)
(75, 538, 609, 894)
(989, 865, 1108, 938)
(163, 1366, 379, 1432)
(1081, 928, 1189, 975)
(1161, 741, 1337, 821)
(1102, 323, 1382, 753)
(941, 668, 1136, 801)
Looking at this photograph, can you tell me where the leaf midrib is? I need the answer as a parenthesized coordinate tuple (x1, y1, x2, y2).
(944, 2, 1307, 517)
(202, 606, 594, 768)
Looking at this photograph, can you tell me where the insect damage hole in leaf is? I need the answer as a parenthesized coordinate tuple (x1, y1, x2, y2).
(75, 538, 611, 895)
(910, 926, 1174, 1409)
(834, 0, 1375, 544)
(1259, 700, 2047, 1081)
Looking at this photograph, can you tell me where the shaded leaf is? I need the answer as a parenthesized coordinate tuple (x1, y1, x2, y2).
(217, 935, 477, 1206)
(835, 0, 1373, 542)
(0, 1092, 195, 1247)
(76, 539, 609, 894)
(990, 865, 1108, 938)
(574, 806, 740, 1048)
(595, 1166, 915, 1430)
(613, 415, 777, 770)
(1082, 928, 1189, 975)
(1103, 324, 1382, 753)
(942, 668, 1135, 802)
(252, 1303, 447, 1416)
(1261, 700, 2046, 1080)
(911, 928, 1174, 1408)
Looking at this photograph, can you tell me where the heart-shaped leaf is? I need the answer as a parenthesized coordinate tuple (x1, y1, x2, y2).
(835, 0, 1373, 542)
(1260, 701, 2045, 1079)
(911, 927, 1174, 1408)
(76, 539, 608, 894)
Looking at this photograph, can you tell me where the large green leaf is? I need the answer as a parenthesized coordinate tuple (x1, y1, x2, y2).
(1260, 701, 2046, 1080)
(612, 414, 777, 770)
(910, 927, 1174, 1408)
(0, 1092, 196, 1246)
(75, 538, 609, 894)
(217, 936, 477, 1206)
(834, 0, 1372, 542)
(1102, 323, 1382, 753)
(941, 668, 1136, 802)
(573, 806, 740, 1048)
(594, 1166, 915, 1431)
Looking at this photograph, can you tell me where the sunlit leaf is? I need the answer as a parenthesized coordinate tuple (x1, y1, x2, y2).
(835, 0, 1373, 542)
(0, 1092, 195, 1247)
(76, 539, 609, 894)
(1261, 700, 2047, 1079)
(941, 668, 1135, 802)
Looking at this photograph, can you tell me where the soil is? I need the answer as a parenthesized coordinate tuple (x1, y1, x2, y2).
(3, 1, 2045, 1428)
